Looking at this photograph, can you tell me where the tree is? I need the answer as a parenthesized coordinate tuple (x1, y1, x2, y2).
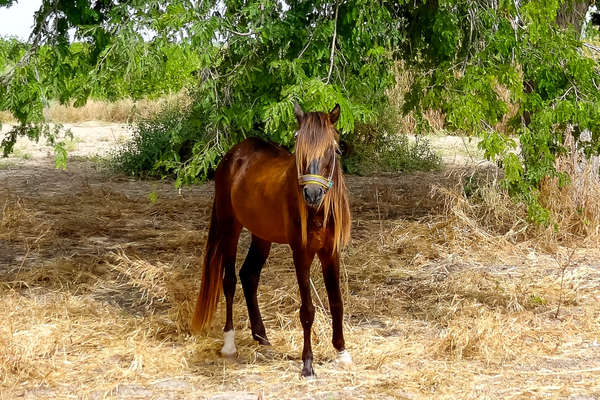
(1, 1, 398, 167)
(396, 0, 600, 221)
(1, 0, 599, 222)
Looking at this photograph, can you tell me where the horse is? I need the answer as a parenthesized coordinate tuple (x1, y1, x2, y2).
(190, 102, 352, 377)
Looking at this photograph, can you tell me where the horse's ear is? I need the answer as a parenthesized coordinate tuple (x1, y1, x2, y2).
(329, 104, 340, 125)
(294, 102, 304, 125)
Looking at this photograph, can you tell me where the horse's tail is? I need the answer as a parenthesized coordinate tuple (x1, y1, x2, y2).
(191, 203, 223, 333)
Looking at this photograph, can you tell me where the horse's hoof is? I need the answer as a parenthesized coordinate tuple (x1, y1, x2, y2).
(252, 333, 271, 346)
(335, 350, 352, 367)
(221, 349, 238, 359)
(301, 364, 315, 378)
(301, 369, 316, 379)
(221, 329, 237, 359)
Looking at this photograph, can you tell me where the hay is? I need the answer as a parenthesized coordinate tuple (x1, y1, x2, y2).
(0, 161, 599, 399)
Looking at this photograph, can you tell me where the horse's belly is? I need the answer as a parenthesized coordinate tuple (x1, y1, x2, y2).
(231, 188, 290, 244)
(224, 139, 296, 244)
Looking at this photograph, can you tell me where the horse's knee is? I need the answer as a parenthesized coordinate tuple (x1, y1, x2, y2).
(299, 303, 315, 326)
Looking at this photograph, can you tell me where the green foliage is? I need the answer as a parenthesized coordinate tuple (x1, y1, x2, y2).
(0, 37, 27, 73)
(119, 0, 406, 183)
(0, 37, 200, 102)
(1, 1, 208, 151)
(400, 0, 600, 223)
(1, 1, 402, 182)
(343, 123, 441, 175)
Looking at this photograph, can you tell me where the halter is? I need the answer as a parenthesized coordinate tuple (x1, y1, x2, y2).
(298, 146, 336, 191)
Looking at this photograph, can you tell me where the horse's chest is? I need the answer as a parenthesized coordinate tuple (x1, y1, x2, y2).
(307, 219, 327, 247)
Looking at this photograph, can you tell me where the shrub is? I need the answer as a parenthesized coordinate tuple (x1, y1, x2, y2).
(342, 122, 441, 175)
(110, 102, 199, 179)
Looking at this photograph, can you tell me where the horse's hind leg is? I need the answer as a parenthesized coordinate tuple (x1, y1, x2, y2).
(220, 219, 242, 358)
(318, 249, 352, 367)
(239, 235, 271, 345)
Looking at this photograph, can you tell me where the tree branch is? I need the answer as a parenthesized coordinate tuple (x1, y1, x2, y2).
(227, 28, 253, 37)
(326, 1, 340, 84)
(583, 42, 600, 53)
(0, 0, 57, 87)
(297, 30, 315, 59)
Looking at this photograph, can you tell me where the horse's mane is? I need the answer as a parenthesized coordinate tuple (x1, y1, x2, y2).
(295, 112, 351, 253)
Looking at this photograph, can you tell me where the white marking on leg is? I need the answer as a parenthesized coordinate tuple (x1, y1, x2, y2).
(221, 329, 237, 358)
(336, 350, 352, 367)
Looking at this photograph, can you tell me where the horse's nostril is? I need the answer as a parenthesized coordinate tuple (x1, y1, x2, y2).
(303, 186, 323, 204)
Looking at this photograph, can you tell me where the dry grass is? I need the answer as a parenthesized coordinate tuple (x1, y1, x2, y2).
(44, 93, 190, 123)
(0, 93, 189, 124)
(436, 131, 600, 252)
(0, 110, 14, 123)
(0, 159, 599, 399)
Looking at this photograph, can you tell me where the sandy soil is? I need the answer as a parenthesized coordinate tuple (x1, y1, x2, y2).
(0, 122, 132, 160)
(0, 124, 599, 400)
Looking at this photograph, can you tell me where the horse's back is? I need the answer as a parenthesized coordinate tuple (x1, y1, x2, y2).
(214, 138, 297, 243)
(234, 137, 289, 158)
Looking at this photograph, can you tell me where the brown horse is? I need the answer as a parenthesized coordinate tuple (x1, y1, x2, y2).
(191, 103, 351, 377)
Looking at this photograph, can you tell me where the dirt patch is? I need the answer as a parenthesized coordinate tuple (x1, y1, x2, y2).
(1, 121, 131, 161)
(0, 128, 599, 399)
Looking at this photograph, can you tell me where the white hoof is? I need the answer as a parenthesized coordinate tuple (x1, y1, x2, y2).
(221, 329, 237, 359)
(336, 350, 352, 367)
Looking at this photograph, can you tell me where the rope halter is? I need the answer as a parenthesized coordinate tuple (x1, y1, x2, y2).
(298, 145, 336, 191)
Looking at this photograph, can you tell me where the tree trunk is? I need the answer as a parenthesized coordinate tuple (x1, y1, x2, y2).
(556, 0, 592, 38)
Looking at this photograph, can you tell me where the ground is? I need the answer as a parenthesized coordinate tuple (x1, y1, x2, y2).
(0, 123, 599, 399)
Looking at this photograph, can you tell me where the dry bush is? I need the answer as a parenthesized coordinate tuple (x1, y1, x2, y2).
(387, 62, 416, 134)
(387, 62, 446, 134)
(433, 132, 600, 251)
(538, 132, 600, 245)
(494, 83, 520, 134)
(389, 64, 523, 136)
(432, 168, 531, 249)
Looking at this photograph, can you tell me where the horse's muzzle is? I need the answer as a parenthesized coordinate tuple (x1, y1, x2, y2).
(303, 185, 324, 208)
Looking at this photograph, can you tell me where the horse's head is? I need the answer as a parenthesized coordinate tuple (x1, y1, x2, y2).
(293, 102, 341, 208)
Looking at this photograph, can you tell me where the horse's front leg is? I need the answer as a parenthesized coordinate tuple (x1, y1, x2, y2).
(292, 247, 317, 377)
(318, 249, 352, 367)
